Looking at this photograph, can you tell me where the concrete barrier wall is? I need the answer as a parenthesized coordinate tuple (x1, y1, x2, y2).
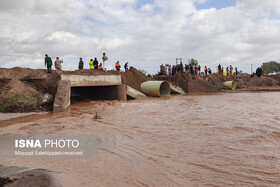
(61, 75, 122, 87)
(53, 80, 71, 112)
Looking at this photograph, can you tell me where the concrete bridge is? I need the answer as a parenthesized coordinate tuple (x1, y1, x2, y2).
(53, 74, 127, 112)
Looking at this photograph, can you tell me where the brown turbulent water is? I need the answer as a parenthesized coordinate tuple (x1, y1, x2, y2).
(1, 92, 280, 186)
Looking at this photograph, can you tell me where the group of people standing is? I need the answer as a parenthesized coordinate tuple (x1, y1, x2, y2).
(78, 53, 108, 71)
(158, 62, 239, 77)
(45, 54, 63, 73)
(45, 52, 129, 73)
(159, 62, 212, 76)
(217, 64, 238, 76)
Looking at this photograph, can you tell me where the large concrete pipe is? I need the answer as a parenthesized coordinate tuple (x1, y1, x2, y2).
(140, 81, 171, 97)
(223, 81, 236, 90)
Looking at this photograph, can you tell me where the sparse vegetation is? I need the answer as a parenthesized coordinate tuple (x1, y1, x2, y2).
(0, 89, 38, 112)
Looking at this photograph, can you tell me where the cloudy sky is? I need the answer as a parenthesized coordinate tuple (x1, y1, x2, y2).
(0, 0, 279, 73)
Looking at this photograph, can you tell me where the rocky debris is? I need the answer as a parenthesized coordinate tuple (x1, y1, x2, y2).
(0, 165, 59, 187)
(39, 93, 54, 106)
(0, 177, 14, 186)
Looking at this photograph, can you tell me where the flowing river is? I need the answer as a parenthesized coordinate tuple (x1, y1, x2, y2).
(0, 92, 280, 186)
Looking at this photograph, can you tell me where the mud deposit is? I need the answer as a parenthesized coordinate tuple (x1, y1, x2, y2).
(0, 92, 280, 186)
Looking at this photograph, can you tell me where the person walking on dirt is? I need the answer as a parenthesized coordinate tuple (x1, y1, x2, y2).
(218, 64, 221, 75)
(124, 62, 129, 71)
(115, 61, 121, 71)
(198, 65, 201, 75)
(172, 65, 176, 75)
(78, 58, 84, 69)
(235, 67, 238, 75)
(93, 58, 99, 69)
(180, 62, 183, 73)
(185, 64, 189, 74)
(165, 64, 169, 76)
(190, 64, 193, 75)
(102, 53, 108, 70)
(256, 67, 262, 77)
(89, 59, 94, 69)
(204, 66, 208, 76)
(45, 54, 53, 74)
(229, 65, 233, 76)
(55, 57, 63, 71)
(226, 66, 229, 76)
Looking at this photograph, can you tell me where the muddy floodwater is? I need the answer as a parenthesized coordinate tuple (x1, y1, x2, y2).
(1, 92, 280, 186)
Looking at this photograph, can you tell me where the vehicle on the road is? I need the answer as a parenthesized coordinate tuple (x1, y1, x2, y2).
(268, 72, 277, 76)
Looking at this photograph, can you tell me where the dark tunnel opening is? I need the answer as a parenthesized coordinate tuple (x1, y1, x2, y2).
(71, 85, 126, 103)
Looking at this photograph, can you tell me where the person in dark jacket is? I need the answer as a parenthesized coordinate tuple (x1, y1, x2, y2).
(180, 62, 183, 73)
(78, 58, 84, 69)
(93, 58, 99, 69)
(124, 62, 129, 71)
(198, 65, 201, 75)
(190, 64, 193, 75)
(256, 67, 262, 77)
(45, 54, 52, 73)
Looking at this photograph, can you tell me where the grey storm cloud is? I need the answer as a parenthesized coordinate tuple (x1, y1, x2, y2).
(0, 0, 280, 73)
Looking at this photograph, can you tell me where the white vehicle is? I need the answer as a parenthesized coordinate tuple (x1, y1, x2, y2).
(268, 72, 277, 76)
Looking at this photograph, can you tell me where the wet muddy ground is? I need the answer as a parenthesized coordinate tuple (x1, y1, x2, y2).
(0, 92, 280, 186)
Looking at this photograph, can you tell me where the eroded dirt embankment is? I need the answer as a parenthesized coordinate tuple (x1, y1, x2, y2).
(0, 67, 151, 112)
(154, 73, 280, 94)
(1, 67, 280, 112)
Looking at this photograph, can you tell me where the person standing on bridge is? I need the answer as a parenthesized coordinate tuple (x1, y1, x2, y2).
(78, 58, 84, 69)
(102, 53, 108, 70)
(45, 54, 53, 74)
(89, 59, 94, 69)
(98, 63, 103, 70)
(93, 58, 99, 69)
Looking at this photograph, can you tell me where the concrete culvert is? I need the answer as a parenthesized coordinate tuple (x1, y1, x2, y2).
(223, 81, 236, 90)
(140, 81, 171, 97)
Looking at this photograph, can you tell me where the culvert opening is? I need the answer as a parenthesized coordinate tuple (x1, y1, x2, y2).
(159, 81, 171, 97)
(71, 85, 124, 103)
